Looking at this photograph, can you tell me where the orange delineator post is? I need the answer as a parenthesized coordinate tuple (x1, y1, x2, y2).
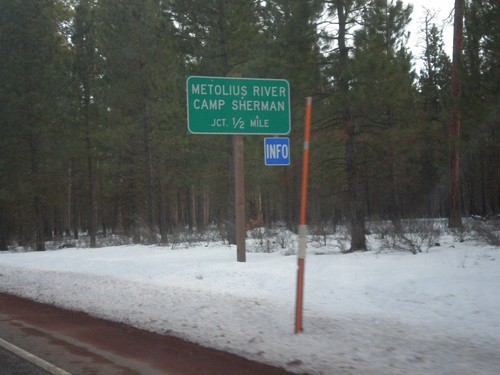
(295, 96, 312, 334)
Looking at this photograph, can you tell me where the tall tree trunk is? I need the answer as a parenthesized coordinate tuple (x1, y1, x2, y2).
(187, 186, 195, 231)
(158, 178, 168, 243)
(345, 123, 367, 251)
(448, 0, 464, 228)
(83, 79, 96, 247)
(390, 157, 403, 231)
(254, 186, 264, 226)
(114, 178, 124, 235)
(86, 132, 96, 247)
(74, 0, 98, 247)
(0, 206, 7, 251)
(336, 0, 366, 251)
(142, 99, 155, 230)
(71, 163, 79, 239)
(191, 185, 197, 230)
(226, 135, 236, 244)
(264, 190, 271, 228)
(98, 160, 106, 237)
(66, 164, 72, 237)
(30, 135, 45, 251)
(202, 185, 209, 230)
(216, 2, 237, 244)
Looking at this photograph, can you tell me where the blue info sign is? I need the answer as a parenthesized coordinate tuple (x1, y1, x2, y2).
(264, 137, 290, 166)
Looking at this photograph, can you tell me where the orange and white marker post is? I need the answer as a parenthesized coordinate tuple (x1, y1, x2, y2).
(295, 97, 312, 333)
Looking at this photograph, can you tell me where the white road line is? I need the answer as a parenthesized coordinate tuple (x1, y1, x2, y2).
(0, 337, 72, 375)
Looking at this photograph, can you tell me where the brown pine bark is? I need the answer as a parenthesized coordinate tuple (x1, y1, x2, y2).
(448, 0, 464, 228)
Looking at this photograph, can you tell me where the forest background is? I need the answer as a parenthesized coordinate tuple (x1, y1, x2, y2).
(0, 0, 498, 251)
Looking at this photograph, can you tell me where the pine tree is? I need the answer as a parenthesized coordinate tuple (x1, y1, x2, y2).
(96, 0, 184, 243)
(323, 0, 414, 249)
(251, 0, 325, 229)
(448, 0, 465, 228)
(170, 0, 265, 244)
(0, 0, 70, 250)
(351, 0, 415, 230)
(323, 0, 368, 251)
(72, 0, 100, 247)
(418, 11, 452, 119)
(461, 0, 499, 216)
(416, 10, 451, 217)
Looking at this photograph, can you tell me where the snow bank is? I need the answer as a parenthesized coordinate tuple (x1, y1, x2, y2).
(0, 238, 499, 374)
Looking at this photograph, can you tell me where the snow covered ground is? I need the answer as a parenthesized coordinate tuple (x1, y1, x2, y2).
(0, 233, 499, 374)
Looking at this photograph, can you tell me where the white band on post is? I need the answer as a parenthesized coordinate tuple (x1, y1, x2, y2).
(298, 224, 307, 259)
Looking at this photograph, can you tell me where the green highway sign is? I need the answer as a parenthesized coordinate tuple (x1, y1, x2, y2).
(186, 76, 291, 135)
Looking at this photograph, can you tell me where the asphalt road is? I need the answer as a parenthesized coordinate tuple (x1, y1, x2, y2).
(0, 293, 294, 375)
(0, 346, 52, 375)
